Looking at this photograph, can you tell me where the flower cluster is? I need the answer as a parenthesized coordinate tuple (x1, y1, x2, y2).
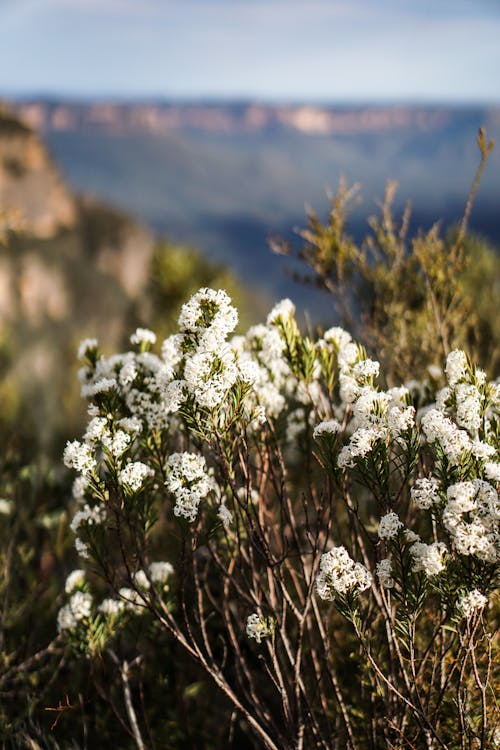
(457, 589, 488, 619)
(166, 452, 215, 522)
(443, 480, 499, 562)
(378, 512, 404, 540)
(57, 590, 93, 632)
(316, 546, 372, 600)
(246, 613, 275, 643)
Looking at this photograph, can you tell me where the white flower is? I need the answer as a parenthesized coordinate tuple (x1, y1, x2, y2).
(404, 529, 420, 544)
(455, 383, 482, 434)
(0, 498, 13, 515)
(70, 503, 106, 533)
(376, 558, 395, 589)
(484, 462, 500, 482)
(75, 537, 90, 559)
(57, 605, 77, 632)
(119, 462, 154, 492)
(337, 425, 387, 468)
(352, 359, 380, 382)
(183, 346, 239, 409)
(69, 591, 93, 621)
(457, 589, 488, 619)
(118, 587, 146, 613)
(313, 419, 342, 439)
(323, 327, 352, 350)
(387, 406, 415, 436)
(63, 440, 96, 476)
(411, 477, 441, 510)
(445, 349, 468, 386)
(443, 480, 499, 562)
(77, 338, 98, 361)
(316, 546, 372, 599)
(166, 452, 215, 522)
(84, 417, 108, 443)
(410, 542, 447, 576)
(149, 561, 174, 584)
(98, 598, 124, 617)
(378, 512, 404, 540)
(421, 409, 471, 466)
(218, 504, 233, 528)
(130, 328, 156, 346)
(117, 417, 143, 434)
(471, 440, 496, 461)
(266, 298, 295, 325)
(246, 613, 275, 643)
(81, 377, 117, 398)
(101, 429, 131, 457)
(133, 569, 151, 590)
(178, 288, 238, 340)
(161, 333, 184, 366)
(65, 569, 85, 594)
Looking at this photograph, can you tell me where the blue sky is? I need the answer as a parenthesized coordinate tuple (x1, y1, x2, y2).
(0, 0, 499, 102)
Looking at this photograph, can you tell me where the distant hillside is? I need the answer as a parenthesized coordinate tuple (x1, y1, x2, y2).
(5, 99, 500, 312)
(9, 99, 500, 139)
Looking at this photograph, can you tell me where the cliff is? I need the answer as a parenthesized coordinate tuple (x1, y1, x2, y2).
(0, 106, 156, 448)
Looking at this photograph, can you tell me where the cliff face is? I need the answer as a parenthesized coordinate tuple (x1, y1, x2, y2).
(0, 108, 76, 237)
(0, 106, 156, 448)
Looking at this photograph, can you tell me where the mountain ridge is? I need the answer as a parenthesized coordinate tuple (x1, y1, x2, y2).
(8, 99, 500, 138)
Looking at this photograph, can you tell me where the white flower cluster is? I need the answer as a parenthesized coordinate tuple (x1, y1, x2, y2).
(246, 613, 275, 643)
(166, 452, 215, 522)
(409, 541, 447, 576)
(178, 288, 239, 341)
(98, 598, 124, 617)
(77, 338, 98, 361)
(421, 350, 493, 466)
(445, 349, 469, 386)
(378, 512, 404, 540)
(316, 546, 372, 600)
(457, 589, 488, 619)
(336, 375, 415, 469)
(338, 425, 386, 468)
(119, 461, 154, 492)
(57, 591, 93, 632)
(217, 504, 233, 528)
(411, 477, 441, 510)
(149, 561, 174, 583)
(64, 569, 85, 594)
(63, 440, 96, 476)
(443, 480, 500, 563)
(376, 558, 395, 589)
(421, 409, 472, 466)
(70, 503, 106, 534)
(266, 298, 295, 325)
(95, 562, 174, 622)
(313, 419, 341, 440)
(130, 328, 156, 346)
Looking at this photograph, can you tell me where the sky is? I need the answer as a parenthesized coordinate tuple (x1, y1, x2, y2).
(0, 0, 499, 102)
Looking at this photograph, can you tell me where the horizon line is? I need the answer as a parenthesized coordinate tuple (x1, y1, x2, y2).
(2, 91, 500, 109)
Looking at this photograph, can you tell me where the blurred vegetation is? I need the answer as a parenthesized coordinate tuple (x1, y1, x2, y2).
(272, 129, 499, 383)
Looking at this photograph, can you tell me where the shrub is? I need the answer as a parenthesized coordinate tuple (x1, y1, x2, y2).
(56, 288, 499, 749)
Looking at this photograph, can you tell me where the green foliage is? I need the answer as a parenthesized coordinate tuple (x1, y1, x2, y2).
(272, 130, 498, 383)
(140, 239, 254, 340)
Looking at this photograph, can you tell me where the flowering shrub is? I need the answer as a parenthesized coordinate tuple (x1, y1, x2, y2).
(59, 287, 499, 749)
